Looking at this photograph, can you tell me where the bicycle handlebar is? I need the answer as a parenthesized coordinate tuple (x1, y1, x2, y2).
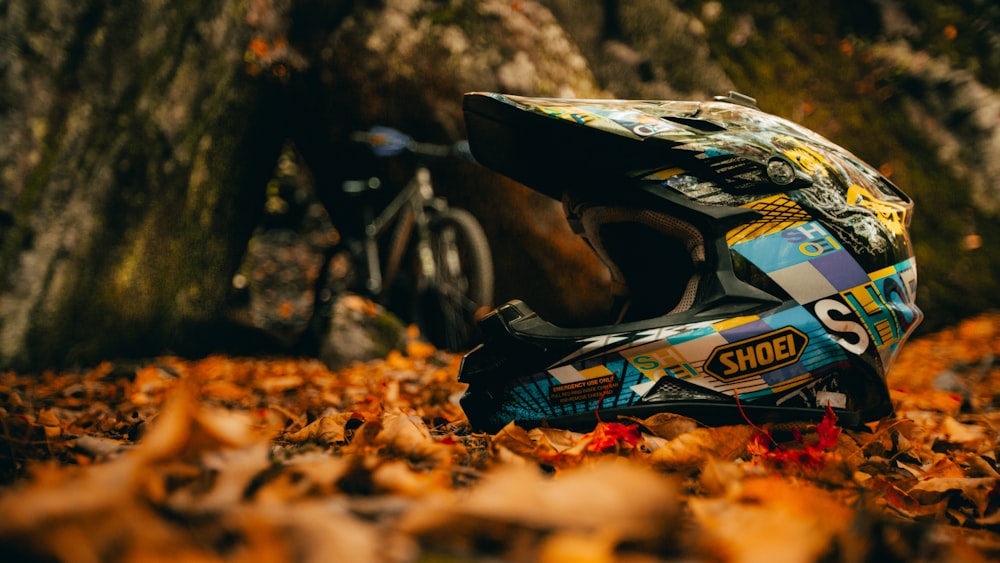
(351, 125, 473, 161)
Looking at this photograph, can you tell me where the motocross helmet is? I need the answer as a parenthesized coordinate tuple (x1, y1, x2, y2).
(458, 91, 923, 433)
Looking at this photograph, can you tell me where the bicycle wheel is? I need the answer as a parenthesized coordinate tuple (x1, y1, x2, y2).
(421, 208, 494, 351)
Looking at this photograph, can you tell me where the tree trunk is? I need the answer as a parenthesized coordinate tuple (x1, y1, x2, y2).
(0, 1, 283, 369)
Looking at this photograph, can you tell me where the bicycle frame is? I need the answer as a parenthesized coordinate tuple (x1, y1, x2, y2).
(358, 165, 440, 299)
(335, 125, 494, 352)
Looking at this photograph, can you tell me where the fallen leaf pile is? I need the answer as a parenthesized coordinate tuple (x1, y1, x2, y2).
(1, 312, 999, 561)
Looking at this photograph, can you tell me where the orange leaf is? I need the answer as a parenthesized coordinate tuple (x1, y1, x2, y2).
(248, 37, 269, 58)
(584, 421, 641, 453)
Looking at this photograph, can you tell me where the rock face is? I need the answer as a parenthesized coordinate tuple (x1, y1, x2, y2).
(0, 1, 284, 369)
(1, 0, 997, 370)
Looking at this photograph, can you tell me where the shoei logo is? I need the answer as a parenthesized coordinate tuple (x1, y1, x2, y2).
(704, 327, 808, 381)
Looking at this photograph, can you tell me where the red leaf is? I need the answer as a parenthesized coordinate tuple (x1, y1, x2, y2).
(585, 422, 642, 453)
(747, 406, 841, 470)
(814, 405, 841, 450)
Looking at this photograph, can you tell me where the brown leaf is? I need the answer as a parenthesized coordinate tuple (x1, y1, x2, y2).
(284, 412, 355, 444)
(253, 452, 350, 502)
(370, 459, 452, 497)
(649, 425, 757, 470)
(166, 442, 271, 512)
(491, 423, 587, 468)
(377, 411, 455, 464)
(908, 477, 999, 516)
(625, 411, 700, 440)
(491, 421, 539, 458)
(936, 416, 990, 449)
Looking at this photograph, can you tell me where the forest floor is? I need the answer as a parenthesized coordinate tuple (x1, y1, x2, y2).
(1, 312, 999, 562)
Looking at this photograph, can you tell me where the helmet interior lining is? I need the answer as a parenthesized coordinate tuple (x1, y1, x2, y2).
(578, 206, 705, 324)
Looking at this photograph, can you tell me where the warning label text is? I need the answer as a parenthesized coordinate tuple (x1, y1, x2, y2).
(550, 374, 620, 405)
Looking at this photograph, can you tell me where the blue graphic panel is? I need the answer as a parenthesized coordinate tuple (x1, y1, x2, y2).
(811, 250, 869, 291)
(719, 319, 773, 343)
(668, 324, 717, 345)
(734, 221, 844, 273)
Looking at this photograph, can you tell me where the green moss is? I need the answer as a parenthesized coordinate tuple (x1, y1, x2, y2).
(428, 1, 478, 26)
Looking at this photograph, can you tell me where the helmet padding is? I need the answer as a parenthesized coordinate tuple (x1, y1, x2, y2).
(574, 204, 705, 323)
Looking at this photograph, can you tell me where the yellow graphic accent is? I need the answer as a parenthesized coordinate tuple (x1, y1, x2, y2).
(868, 264, 897, 281)
(539, 105, 601, 126)
(841, 283, 900, 351)
(625, 343, 697, 382)
(874, 318, 895, 343)
(726, 194, 812, 245)
(779, 145, 831, 177)
(643, 167, 685, 181)
(579, 364, 614, 379)
(769, 372, 814, 393)
(849, 285, 882, 316)
(773, 135, 836, 178)
(847, 184, 908, 237)
(712, 315, 760, 332)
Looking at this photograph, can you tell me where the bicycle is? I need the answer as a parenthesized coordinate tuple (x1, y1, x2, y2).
(327, 126, 494, 352)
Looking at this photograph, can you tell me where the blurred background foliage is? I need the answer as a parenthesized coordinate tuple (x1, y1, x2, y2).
(664, 0, 999, 332)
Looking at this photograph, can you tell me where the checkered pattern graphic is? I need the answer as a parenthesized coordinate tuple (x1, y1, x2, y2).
(727, 194, 812, 245)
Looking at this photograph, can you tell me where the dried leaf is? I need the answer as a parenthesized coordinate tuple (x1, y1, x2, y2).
(937, 416, 989, 448)
(538, 531, 617, 563)
(908, 477, 999, 516)
(626, 411, 700, 440)
(399, 459, 679, 549)
(284, 412, 355, 444)
(254, 452, 350, 503)
(167, 442, 271, 512)
(649, 425, 756, 470)
(583, 421, 642, 453)
(688, 477, 852, 563)
(870, 477, 950, 519)
(377, 412, 449, 462)
(1, 313, 998, 561)
(746, 407, 847, 474)
(135, 386, 260, 463)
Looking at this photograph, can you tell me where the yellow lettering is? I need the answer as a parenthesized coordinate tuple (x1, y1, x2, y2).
(719, 351, 739, 375)
(755, 341, 774, 364)
(773, 334, 790, 360)
(632, 355, 660, 371)
(735, 347, 757, 371)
